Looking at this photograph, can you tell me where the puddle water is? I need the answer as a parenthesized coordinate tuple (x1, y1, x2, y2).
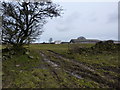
(47, 60, 58, 67)
(71, 72, 82, 79)
(48, 50, 95, 72)
(41, 53, 59, 68)
(40, 52, 83, 79)
(65, 70, 83, 79)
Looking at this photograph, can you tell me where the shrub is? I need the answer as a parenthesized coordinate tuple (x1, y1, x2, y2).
(69, 40, 119, 54)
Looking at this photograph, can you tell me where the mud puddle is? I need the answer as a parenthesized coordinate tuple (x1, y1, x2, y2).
(40, 51, 83, 79)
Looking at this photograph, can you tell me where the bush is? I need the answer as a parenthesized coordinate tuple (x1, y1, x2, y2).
(93, 40, 118, 51)
(69, 40, 119, 54)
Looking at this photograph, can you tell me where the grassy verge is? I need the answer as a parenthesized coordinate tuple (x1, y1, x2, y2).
(2, 43, 120, 88)
(3, 46, 61, 88)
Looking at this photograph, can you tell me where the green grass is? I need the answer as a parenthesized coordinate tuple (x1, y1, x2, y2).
(31, 44, 119, 78)
(29, 44, 119, 67)
(2, 43, 120, 88)
(74, 53, 119, 66)
(30, 43, 119, 71)
(2, 47, 42, 88)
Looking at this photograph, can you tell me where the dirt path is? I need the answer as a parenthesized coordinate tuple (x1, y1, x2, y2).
(47, 50, 120, 73)
(39, 51, 85, 88)
(40, 51, 83, 79)
(39, 50, 119, 88)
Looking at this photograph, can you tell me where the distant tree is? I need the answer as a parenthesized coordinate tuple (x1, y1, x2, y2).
(49, 38, 53, 43)
(1, 1, 62, 48)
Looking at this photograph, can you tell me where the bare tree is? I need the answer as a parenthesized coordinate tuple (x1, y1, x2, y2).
(1, 1, 62, 48)
(49, 37, 53, 43)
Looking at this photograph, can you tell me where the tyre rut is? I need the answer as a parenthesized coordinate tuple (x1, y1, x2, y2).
(46, 50, 119, 88)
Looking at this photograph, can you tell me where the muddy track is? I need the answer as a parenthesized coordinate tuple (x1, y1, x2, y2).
(48, 50, 120, 73)
(39, 51, 98, 88)
(39, 51, 82, 79)
(39, 51, 61, 81)
(47, 50, 120, 77)
(45, 50, 120, 88)
(39, 51, 81, 88)
(47, 50, 95, 72)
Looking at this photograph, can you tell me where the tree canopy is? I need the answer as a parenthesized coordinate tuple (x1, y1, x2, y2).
(1, 1, 62, 47)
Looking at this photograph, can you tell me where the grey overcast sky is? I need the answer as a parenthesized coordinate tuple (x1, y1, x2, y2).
(37, 2, 118, 43)
(3, 0, 119, 43)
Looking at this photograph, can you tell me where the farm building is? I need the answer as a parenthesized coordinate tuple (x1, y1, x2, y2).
(70, 36, 100, 44)
(61, 42, 69, 44)
(54, 40, 61, 44)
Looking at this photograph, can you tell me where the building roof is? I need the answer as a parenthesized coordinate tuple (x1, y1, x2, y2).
(70, 38, 100, 43)
(77, 36, 86, 40)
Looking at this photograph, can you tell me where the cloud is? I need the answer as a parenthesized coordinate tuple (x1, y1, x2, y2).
(89, 17, 97, 22)
(56, 12, 80, 32)
(65, 12, 80, 23)
(55, 24, 70, 31)
(107, 12, 118, 23)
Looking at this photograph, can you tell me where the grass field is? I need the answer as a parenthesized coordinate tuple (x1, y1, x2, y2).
(2, 43, 120, 88)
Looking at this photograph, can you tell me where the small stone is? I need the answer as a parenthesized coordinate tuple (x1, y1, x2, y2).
(2, 56, 7, 60)
(16, 64, 20, 67)
(20, 70, 23, 73)
(25, 51, 30, 55)
(28, 56, 34, 59)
